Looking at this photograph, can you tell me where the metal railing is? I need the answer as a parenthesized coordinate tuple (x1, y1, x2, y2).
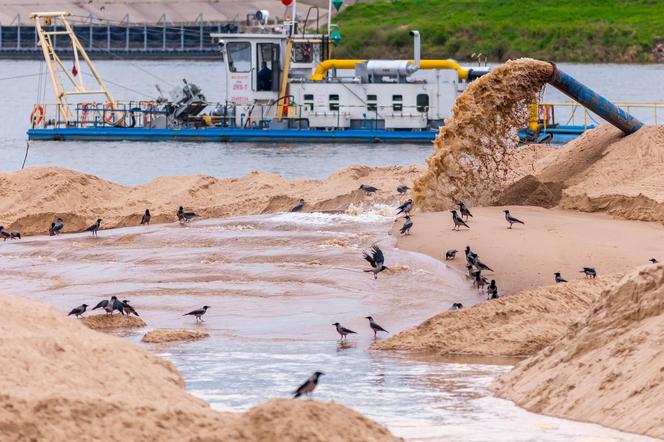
(538, 101, 664, 130)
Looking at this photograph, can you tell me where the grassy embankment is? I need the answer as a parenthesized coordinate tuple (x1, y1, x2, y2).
(332, 0, 664, 62)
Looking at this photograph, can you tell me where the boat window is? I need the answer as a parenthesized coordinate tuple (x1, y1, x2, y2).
(292, 42, 313, 63)
(417, 94, 429, 112)
(304, 94, 314, 111)
(257, 42, 279, 91)
(367, 94, 377, 112)
(329, 94, 339, 111)
(392, 95, 403, 111)
(227, 42, 251, 73)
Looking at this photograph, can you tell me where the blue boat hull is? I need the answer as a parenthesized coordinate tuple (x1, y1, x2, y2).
(27, 125, 593, 144)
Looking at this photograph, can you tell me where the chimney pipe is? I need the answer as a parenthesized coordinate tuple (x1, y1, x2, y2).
(410, 30, 420, 71)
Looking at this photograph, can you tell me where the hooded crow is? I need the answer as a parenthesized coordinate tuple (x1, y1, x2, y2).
(293, 371, 324, 399)
(290, 198, 305, 212)
(399, 216, 413, 235)
(85, 219, 102, 237)
(332, 322, 357, 341)
(396, 185, 410, 194)
(92, 296, 124, 315)
(504, 210, 524, 229)
(50, 218, 64, 236)
(184, 305, 210, 321)
(445, 249, 458, 260)
(472, 270, 488, 290)
(68, 303, 88, 318)
(465, 246, 474, 265)
(649, 258, 659, 264)
(10, 230, 21, 239)
(451, 210, 470, 230)
(487, 280, 499, 299)
(365, 316, 388, 337)
(471, 253, 493, 272)
(140, 209, 151, 225)
(451, 302, 463, 310)
(580, 267, 597, 279)
(359, 184, 379, 194)
(363, 245, 388, 279)
(554, 272, 567, 283)
(458, 202, 473, 220)
(0, 226, 9, 241)
(121, 300, 139, 316)
(396, 199, 413, 216)
(466, 264, 475, 279)
(177, 206, 199, 223)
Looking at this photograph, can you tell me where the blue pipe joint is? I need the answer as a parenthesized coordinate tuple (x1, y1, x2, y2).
(547, 63, 643, 135)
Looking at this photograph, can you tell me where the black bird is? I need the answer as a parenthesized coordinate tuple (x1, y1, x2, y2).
(121, 300, 139, 316)
(332, 322, 357, 341)
(580, 267, 597, 279)
(140, 209, 151, 225)
(451, 210, 470, 230)
(466, 264, 475, 279)
(649, 258, 659, 264)
(445, 249, 458, 260)
(51, 217, 64, 235)
(85, 218, 102, 237)
(487, 280, 499, 299)
(0, 226, 9, 241)
(465, 246, 474, 266)
(67, 303, 88, 318)
(554, 272, 568, 283)
(472, 270, 488, 290)
(396, 185, 410, 194)
(184, 305, 210, 321)
(293, 371, 324, 399)
(49, 222, 56, 236)
(504, 210, 524, 229)
(399, 216, 413, 235)
(363, 245, 388, 279)
(451, 302, 463, 310)
(10, 230, 21, 239)
(359, 184, 379, 194)
(177, 206, 199, 223)
(471, 253, 493, 272)
(92, 296, 124, 315)
(396, 199, 413, 216)
(365, 316, 388, 338)
(290, 198, 305, 212)
(458, 202, 473, 221)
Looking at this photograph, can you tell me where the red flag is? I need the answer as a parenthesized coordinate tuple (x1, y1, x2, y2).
(72, 65, 78, 77)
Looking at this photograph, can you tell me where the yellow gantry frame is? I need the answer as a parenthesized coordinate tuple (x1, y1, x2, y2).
(31, 11, 116, 124)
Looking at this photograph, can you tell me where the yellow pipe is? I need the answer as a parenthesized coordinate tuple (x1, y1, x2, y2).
(309, 59, 469, 81)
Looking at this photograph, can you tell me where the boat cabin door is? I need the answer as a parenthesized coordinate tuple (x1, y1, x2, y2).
(255, 42, 280, 96)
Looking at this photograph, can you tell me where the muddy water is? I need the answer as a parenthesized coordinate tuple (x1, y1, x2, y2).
(0, 213, 654, 441)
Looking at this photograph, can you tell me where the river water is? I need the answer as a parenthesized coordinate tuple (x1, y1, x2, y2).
(1, 60, 663, 184)
(0, 212, 655, 441)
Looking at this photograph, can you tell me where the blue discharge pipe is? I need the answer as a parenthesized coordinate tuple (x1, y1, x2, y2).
(546, 63, 643, 135)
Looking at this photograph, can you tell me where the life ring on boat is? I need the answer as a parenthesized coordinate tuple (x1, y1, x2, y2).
(103, 102, 117, 124)
(30, 104, 45, 127)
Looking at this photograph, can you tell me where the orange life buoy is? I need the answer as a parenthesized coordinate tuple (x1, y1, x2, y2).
(103, 102, 116, 124)
(30, 104, 45, 127)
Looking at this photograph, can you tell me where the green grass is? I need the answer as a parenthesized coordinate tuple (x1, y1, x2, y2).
(331, 0, 664, 62)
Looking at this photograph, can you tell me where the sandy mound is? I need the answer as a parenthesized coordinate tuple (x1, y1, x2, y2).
(142, 328, 209, 343)
(80, 314, 146, 329)
(0, 165, 422, 236)
(414, 58, 553, 210)
(495, 264, 664, 438)
(374, 276, 620, 357)
(0, 294, 400, 442)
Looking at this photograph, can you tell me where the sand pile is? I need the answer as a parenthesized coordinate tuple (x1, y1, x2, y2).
(0, 165, 421, 236)
(374, 275, 620, 357)
(414, 58, 553, 210)
(80, 314, 146, 329)
(495, 264, 664, 438)
(142, 328, 209, 343)
(0, 294, 400, 441)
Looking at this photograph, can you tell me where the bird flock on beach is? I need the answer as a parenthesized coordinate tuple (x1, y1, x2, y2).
(4, 182, 658, 399)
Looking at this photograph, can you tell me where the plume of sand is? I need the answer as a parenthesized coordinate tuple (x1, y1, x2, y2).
(414, 59, 553, 210)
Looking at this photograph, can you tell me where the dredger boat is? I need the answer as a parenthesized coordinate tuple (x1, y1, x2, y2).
(26, 10, 642, 143)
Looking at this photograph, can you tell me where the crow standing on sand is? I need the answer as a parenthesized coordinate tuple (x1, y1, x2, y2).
(10, 230, 21, 239)
(504, 210, 524, 229)
(487, 280, 498, 299)
(554, 272, 568, 283)
(50, 217, 64, 236)
(359, 184, 379, 194)
(363, 245, 388, 279)
(396, 185, 410, 194)
(121, 300, 140, 316)
(399, 216, 413, 235)
(140, 209, 151, 225)
(466, 264, 475, 279)
(68, 303, 88, 318)
(580, 267, 597, 278)
(184, 305, 210, 321)
(472, 270, 488, 290)
(396, 199, 413, 216)
(470, 253, 493, 272)
(177, 206, 199, 223)
(458, 202, 473, 221)
(649, 258, 659, 264)
(451, 210, 470, 230)
(332, 322, 357, 341)
(85, 218, 102, 237)
(445, 249, 458, 260)
(290, 198, 305, 212)
(365, 316, 388, 338)
(293, 371, 324, 399)
(92, 296, 124, 315)
(451, 302, 463, 310)
(0, 226, 9, 241)
(465, 246, 474, 265)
